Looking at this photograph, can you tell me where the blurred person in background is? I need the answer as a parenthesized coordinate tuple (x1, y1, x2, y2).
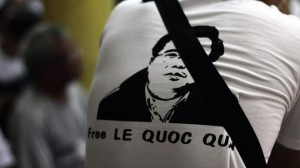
(8, 24, 86, 168)
(0, 0, 42, 134)
(0, 1, 42, 168)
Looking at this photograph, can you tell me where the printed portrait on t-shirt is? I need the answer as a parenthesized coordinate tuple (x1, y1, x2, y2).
(97, 26, 224, 125)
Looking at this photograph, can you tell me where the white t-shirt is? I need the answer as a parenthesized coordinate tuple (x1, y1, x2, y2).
(87, 0, 300, 167)
(0, 48, 25, 84)
(0, 47, 26, 99)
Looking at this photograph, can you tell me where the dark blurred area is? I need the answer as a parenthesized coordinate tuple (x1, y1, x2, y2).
(0, 0, 42, 126)
(0, 0, 86, 168)
(115, 0, 124, 4)
(0, 1, 42, 167)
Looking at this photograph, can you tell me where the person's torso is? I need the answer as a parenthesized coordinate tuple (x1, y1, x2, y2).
(87, 0, 300, 167)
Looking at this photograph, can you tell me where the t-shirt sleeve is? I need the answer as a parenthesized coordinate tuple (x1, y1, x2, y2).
(276, 95, 300, 150)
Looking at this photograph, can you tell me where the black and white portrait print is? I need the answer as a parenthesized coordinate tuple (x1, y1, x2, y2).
(97, 26, 224, 125)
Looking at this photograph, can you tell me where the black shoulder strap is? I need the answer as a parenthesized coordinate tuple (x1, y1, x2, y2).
(153, 0, 267, 167)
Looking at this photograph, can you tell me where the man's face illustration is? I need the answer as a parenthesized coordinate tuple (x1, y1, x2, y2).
(148, 41, 194, 100)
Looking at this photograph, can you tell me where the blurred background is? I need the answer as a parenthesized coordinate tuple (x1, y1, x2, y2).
(44, 0, 114, 90)
(0, 1, 116, 168)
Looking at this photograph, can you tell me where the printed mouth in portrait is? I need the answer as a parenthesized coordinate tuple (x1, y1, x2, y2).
(164, 71, 188, 81)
